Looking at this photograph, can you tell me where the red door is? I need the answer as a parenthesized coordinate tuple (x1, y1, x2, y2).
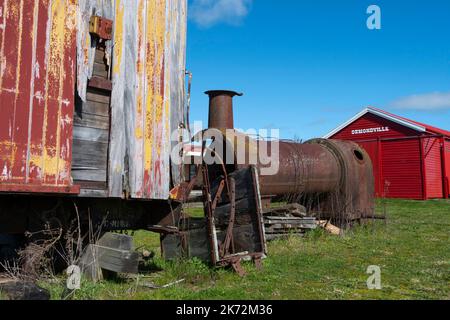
(381, 139, 423, 199)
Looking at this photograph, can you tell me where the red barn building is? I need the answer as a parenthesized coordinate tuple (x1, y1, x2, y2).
(324, 107, 450, 200)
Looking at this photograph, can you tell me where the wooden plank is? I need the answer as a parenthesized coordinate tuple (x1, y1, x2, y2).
(265, 223, 317, 229)
(73, 127, 109, 143)
(122, 0, 140, 198)
(78, 100, 110, 118)
(264, 204, 307, 217)
(74, 113, 110, 130)
(88, 76, 112, 92)
(92, 61, 109, 78)
(317, 220, 341, 235)
(76, 180, 108, 190)
(265, 218, 316, 225)
(95, 48, 107, 62)
(169, 0, 188, 187)
(72, 170, 107, 182)
(161, 234, 183, 260)
(98, 233, 134, 251)
(265, 225, 315, 232)
(265, 216, 315, 221)
(214, 198, 255, 217)
(232, 224, 263, 254)
(86, 91, 111, 104)
(108, 0, 127, 198)
(187, 229, 211, 263)
(79, 244, 139, 280)
(72, 140, 108, 168)
(78, 188, 108, 198)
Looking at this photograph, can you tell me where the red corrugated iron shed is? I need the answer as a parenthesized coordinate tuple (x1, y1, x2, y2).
(324, 107, 450, 200)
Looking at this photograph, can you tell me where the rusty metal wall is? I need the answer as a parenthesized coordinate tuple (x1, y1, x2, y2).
(108, 0, 187, 200)
(0, 0, 79, 193)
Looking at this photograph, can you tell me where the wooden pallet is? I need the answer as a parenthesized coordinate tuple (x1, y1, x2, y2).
(264, 216, 317, 241)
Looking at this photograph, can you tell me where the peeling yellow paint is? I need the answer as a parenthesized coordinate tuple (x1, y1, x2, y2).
(135, 0, 145, 141)
(47, 0, 66, 90)
(144, 0, 166, 173)
(135, 126, 143, 139)
(113, 1, 124, 75)
(29, 146, 68, 178)
(0, 0, 9, 91)
(11, 0, 24, 152)
(0, 140, 18, 167)
(40, 0, 74, 184)
(44, 0, 65, 183)
(143, 0, 155, 173)
(8, 0, 18, 20)
(0, 0, 77, 188)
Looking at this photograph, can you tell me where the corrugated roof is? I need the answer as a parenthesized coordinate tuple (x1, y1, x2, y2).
(368, 107, 450, 137)
(323, 107, 450, 138)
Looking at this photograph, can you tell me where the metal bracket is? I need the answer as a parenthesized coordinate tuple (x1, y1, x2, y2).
(254, 257, 263, 271)
(230, 259, 246, 277)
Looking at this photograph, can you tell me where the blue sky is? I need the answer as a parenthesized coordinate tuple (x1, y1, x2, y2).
(186, 0, 450, 139)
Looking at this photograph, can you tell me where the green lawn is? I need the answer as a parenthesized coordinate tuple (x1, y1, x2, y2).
(41, 199, 449, 300)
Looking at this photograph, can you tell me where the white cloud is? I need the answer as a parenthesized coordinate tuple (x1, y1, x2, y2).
(189, 0, 253, 28)
(391, 92, 450, 111)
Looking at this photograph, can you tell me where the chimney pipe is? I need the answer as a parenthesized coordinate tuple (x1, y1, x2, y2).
(206, 90, 243, 130)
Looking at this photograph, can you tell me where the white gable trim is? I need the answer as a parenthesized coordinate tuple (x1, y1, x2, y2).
(322, 107, 427, 139)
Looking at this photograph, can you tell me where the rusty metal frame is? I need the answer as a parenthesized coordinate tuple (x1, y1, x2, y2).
(250, 165, 268, 257)
(211, 180, 225, 212)
(220, 177, 236, 258)
(201, 163, 267, 272)
(201, 164, 220, 265)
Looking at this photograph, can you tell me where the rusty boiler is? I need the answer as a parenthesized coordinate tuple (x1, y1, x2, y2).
(200, 90, 375, 225)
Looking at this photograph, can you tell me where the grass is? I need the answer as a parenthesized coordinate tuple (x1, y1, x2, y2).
(37, 199, 449, 300)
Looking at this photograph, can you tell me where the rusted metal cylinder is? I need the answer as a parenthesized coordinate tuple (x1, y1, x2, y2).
(257, 141, 341, 196)
(201, 89, 374, 222)
(232, 136, 374, 221)
(206, 90, 243, 130)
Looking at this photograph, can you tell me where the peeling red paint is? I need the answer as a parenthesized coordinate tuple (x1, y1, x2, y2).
(0, 0, 78, 194)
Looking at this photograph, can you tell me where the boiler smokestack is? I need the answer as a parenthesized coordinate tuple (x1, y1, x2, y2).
(206, 90, 243, 130)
